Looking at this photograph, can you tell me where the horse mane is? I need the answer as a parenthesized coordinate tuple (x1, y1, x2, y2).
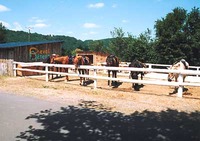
(180, 59, 189, 69)
(171, 59, 189, 70)
(73, 56, 84, 68)
(106, 55, 119, 67)
(129, 59, 146, 68)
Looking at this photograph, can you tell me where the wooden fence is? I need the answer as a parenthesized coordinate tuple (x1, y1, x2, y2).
(0, 59, 14, 76)
(12, 62, 200, 98)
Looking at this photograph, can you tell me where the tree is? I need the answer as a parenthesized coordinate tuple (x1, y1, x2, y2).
(154, 7, 200, 65)
(184, 7, 200, 65)
(109, 27, 156, 62)
(155, 7, 188, 64)
(88, 40, 106, 53)
(109, 27, 129, 61)
(124, 29, 156, 63)
(0, 23, 7, 43)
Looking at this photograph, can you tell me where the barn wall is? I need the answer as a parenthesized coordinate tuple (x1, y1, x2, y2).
(0, 48, 14, 60)
(0, 42, 62, 62)
(76, 51, 108, 65)
(27, 42, 61, 62)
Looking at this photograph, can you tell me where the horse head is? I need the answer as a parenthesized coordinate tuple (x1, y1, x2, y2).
(68, 55, 75, 64)
(167, 66, 176, 82)
(83, 56, 90, 65)
(129, 60, 142, 79)
(50, 54, 59, 64)
(73, 56, 84, 71)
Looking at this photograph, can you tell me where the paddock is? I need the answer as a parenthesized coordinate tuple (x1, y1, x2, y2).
(12, 61, 200, 98)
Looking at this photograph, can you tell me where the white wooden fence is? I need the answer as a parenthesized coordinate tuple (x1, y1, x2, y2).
(13, 62, 200, 98)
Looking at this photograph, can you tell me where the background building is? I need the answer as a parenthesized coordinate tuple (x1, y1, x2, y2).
(0, 41, 63, 62)
(76, 51, 108, 65)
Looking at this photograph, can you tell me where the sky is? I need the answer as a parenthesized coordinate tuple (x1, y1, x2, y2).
(0, 0, 199, 41)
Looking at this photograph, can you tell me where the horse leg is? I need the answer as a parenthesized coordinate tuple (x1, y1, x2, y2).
(113, 71, 117, 86)
(83, 69, 86, 85)
(78, 69, 82, 85)
(140, 72, 144, 86)
(132, 73, 139, 91)
(56, 67, 58, 78)
(174, 76, 178, 93)
(66, 68, 69, 81)
(108, 70, 111, 86)
(86, 69, 89, 80)
(51, 67, 54, 79)
(111, 71, 114, 86)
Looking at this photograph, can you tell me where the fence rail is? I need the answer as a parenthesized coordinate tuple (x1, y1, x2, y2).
(13, 61, 200, 98)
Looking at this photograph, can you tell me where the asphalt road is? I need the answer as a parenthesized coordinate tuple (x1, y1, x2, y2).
(0, 91, 66, 141)
(1, 91, 199, 141)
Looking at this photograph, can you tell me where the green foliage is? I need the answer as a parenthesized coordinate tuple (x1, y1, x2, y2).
(0, 23, 7, 43)
(108, 27, 156, 63)
(155, 7, 200, 65)
(108, 27, 129, 61)
(88, 40, 107, 53)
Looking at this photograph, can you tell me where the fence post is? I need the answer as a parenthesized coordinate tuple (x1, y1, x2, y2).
(45, 65, 49, 82)
(148, 64, 152, 69)
(177, 74, 183, 97)
(93, 69, 97, 89)
(13, 62, 17, 77)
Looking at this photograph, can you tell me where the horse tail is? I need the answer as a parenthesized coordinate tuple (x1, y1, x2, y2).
(180, 59, 189, 69)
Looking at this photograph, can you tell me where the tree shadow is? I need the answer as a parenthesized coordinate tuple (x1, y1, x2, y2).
(16, 103, 200, 141)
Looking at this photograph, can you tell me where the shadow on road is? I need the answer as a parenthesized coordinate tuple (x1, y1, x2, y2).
(16, 102, 200, 141)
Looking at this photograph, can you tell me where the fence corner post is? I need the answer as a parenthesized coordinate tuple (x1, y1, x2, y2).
(177, 74, 183, 98)
(45, 65, 49, 82)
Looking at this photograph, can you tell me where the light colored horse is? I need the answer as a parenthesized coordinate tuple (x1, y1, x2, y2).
(167, 59, 189, 82)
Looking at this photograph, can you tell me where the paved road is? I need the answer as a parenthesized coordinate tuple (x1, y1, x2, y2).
(0, 91, 66, 141)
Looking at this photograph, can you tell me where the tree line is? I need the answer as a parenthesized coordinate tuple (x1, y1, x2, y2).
(0, 7, 199, 66)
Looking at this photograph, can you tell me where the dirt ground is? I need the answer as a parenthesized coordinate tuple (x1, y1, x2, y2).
(0, 75, 200, 115)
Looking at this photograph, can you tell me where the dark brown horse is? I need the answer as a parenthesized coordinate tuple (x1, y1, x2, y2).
(73, 55, 90, 85)
(50, 54, 70, 81)
(106, 55, 119, 86)
(129, 59, 147, 91)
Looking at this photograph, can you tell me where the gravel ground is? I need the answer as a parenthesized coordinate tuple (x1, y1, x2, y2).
(0, 75, 200, 114)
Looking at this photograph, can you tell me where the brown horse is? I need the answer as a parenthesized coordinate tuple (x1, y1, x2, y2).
(44, 54, 60, 79)
(73, 55, 90, 85)
(106, 55, 119, 86)
(50, 54, 70, 81)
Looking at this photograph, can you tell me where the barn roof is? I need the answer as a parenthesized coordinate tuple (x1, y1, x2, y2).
(0, 40, 64, 49)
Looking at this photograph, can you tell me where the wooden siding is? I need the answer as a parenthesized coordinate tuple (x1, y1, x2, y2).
(0, 42, 62, 62)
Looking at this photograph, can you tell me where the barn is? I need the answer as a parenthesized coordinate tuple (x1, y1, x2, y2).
(0, 40, 63, 62)
(76, 51, 108, 65)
